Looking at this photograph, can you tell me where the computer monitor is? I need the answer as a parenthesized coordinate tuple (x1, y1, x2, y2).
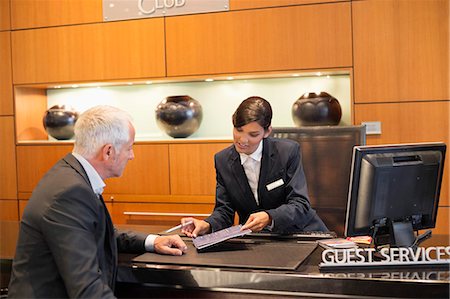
(345, 142, 446, 248)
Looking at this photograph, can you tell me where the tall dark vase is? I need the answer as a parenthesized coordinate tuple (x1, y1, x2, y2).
(155, 95, 203, 138)
(42, 105, 79, 140)
(292, 92, 342, 126)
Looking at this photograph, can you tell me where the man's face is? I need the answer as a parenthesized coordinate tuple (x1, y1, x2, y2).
(233, 121, 271, 155)
(109, 124, 135, 178)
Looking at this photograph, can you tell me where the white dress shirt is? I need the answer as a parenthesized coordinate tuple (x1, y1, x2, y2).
(72, 152, 157, 251)
(239, 141, 263, 205)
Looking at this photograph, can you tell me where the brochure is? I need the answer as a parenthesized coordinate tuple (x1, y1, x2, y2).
(193, 224, 252, 250)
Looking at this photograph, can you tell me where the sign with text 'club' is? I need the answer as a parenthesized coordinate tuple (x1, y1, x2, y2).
(103, 0, 230, 21)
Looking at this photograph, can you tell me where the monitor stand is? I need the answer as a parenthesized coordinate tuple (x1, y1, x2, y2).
(372, 219, 432, 249)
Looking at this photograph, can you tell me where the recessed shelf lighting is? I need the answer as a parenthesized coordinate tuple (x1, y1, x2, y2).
(227, 77, 234, 80)
(316, 72, 322, 76)
(205, 78, 214, 82)
(146, 81, 153, 84)
(71, 84, 79, 88)
(292, 74, 300, 77)
(127, 82, 134, 85)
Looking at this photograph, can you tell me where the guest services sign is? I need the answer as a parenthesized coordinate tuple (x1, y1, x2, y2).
(103, 0, 230, 21)
(320, 246, 450, 269)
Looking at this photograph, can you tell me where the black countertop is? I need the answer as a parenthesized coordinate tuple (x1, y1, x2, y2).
(2, 222, 450, 298)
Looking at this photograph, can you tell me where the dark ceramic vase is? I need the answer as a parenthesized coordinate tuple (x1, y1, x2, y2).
(43, 105, 79, 140)
(292, 92, 342, 126)
(155, 95, 203, 138)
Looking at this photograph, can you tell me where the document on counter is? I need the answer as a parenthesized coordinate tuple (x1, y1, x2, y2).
(193, 224, 252, 250)
(317, 238, 358, 249)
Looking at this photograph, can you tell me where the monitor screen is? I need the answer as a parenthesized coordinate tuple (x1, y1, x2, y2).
(345, 142, 446, 247)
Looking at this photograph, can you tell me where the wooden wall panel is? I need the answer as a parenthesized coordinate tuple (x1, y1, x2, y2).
(166, 2, 352, 76)
(16, 144, 72, 192)
(169, 143, 231, 195)
(432, 206, 449, 235)
(353, 0, 449, 103)
(0, 117, 17, 199)
(354, 101, 449, 206)
(104, 144, 170, 195)
(14, 87, 48, 141)
(0, 0, 10, 31)
(0, 31, 13, 115)
(11, 0, 102, 29)
(12, 18, 166, 84)
(0, 200, 18, 221)
(0, 221, 19, 259)
(19, 200, 26, 219)
(230, 0, 343, 10)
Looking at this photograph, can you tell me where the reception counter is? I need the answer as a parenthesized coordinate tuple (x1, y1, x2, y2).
(1, 222, 449, 298)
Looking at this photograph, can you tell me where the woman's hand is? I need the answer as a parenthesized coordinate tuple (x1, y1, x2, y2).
(241, 211, 271, 232)
(181, 217, 211, 238)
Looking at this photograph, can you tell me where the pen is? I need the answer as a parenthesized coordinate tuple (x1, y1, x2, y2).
(163, 220, 194, 234)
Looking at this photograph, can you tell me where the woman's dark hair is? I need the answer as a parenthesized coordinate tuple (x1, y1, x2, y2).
(232, 96, 272, 130)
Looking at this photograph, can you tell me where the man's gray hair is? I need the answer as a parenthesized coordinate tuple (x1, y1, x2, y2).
(73, 105, 133, 159)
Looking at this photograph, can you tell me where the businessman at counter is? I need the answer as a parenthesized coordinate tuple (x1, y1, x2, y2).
(8, 106, 187, 298)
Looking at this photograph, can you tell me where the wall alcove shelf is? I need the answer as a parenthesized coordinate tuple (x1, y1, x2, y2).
(14, 69, 352, 143)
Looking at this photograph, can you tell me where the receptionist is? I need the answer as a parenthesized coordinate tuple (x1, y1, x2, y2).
(181, 96, 327, 237)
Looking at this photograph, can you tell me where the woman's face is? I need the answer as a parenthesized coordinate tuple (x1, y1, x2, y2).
(233, 121, 271, 155)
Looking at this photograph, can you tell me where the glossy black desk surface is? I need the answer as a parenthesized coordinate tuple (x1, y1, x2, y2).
(116, 224, 450, 299)
(2, 222, 450, 298)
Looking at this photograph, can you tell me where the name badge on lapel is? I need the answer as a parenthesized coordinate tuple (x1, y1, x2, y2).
(266, 179, 284, 191)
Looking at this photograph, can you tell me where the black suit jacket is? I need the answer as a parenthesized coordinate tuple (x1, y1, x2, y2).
(206, 137, 327, 233)
(8, 153, 147, 298)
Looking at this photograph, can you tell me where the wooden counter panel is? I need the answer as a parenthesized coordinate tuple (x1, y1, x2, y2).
(110, 202, 214, 225)
(16, 144, 72, 193)
(169, 143, 231, 195)
(11, 0, 102, 29)
(166, 2, 352, 76)
(12, 18, 166, 84)
(354, 101, 449, 206)
(0, 117, 17, 199)
(230, 0, 343, 10)
(104, 144, 170, 195)
(0, 31, 13, 115)
(353, 0, 449, 103)
(0, 0, 10, 31)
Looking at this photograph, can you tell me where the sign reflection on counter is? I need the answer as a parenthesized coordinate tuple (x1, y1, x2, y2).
(322, 271, 450, 281)
(103, 0, 230, 21)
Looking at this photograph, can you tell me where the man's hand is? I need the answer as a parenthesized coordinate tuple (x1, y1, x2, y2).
(154, 235, 187, 256)
(180, 217, 211, 238)
(241, 211, 271, 232)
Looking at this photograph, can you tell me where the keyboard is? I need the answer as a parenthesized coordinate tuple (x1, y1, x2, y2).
(247, 230, 337, 241)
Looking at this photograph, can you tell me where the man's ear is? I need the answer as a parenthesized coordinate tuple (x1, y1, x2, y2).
(264, 126, 272, 138)
(102, 144, 113, 160)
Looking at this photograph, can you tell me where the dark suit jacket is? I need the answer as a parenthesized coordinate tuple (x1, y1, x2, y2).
(8, 153, 147, 298)
(205, 137, 327, 233)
